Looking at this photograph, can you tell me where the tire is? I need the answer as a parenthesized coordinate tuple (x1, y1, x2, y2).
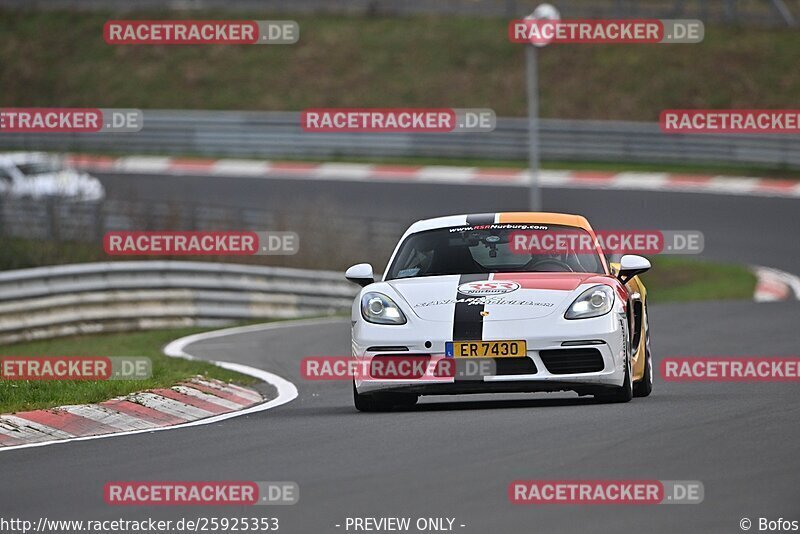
(595, 343, 633, 404)
(352, 381, 418, 412)
(633, 326, 653, 398)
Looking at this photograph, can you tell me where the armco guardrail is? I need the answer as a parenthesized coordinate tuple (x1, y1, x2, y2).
(2, 111, 799, 169)
(0, 261, 357, 344)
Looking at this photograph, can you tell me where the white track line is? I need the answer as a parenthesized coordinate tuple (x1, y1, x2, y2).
(0, 317, 343, 453)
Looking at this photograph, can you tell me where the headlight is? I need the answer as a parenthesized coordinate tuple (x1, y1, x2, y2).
(361, 292, 407, 325)
(565, 285, 615, 320)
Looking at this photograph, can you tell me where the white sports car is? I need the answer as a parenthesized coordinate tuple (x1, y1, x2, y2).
(0, 152, 105, 201)
(346, 212, 653, 411)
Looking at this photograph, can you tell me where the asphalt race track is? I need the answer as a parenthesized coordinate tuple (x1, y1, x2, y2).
(2, 176, 798, 533)
(2, 304, 799, 533)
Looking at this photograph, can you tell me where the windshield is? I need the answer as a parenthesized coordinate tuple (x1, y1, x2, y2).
(386, 224, 606, 279)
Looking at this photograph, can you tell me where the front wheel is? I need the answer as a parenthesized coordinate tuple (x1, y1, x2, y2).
(595, 351, 633, 404)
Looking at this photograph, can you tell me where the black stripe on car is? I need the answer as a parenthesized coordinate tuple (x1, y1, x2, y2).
(452, 273, 488, 341)
(452, 214, 494, 341)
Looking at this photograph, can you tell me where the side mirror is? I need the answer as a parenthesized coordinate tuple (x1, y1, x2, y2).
(345, 263, 375, 287)
(617, 255, 651, 284)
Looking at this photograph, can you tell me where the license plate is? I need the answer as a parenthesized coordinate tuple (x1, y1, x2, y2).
(445, 340, 526, 358)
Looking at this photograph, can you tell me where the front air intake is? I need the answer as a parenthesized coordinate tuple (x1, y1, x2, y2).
(539, 348, 604, 374)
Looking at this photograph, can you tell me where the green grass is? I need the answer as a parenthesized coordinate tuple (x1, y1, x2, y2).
(0, 236, 105, 271)
(0, 327, 258, 414)
(0, 11, 798, 121)
(643, 256, 756, 302)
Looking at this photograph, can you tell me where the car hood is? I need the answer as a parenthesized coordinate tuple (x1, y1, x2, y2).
(387, 272, 610, 322)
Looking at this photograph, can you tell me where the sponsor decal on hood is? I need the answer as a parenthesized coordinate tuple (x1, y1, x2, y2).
(456, 280, 520, 296)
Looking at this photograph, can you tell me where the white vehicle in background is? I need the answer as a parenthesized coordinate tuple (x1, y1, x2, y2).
(0, 152, 105, 202)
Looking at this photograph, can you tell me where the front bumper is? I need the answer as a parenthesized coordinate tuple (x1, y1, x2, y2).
(353, 312, 628, 396)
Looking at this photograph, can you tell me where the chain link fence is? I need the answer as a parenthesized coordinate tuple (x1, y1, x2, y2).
(0, 196, 410, 272)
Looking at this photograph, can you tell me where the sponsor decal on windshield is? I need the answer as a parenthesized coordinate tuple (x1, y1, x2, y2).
(448, 223, 548, 233)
